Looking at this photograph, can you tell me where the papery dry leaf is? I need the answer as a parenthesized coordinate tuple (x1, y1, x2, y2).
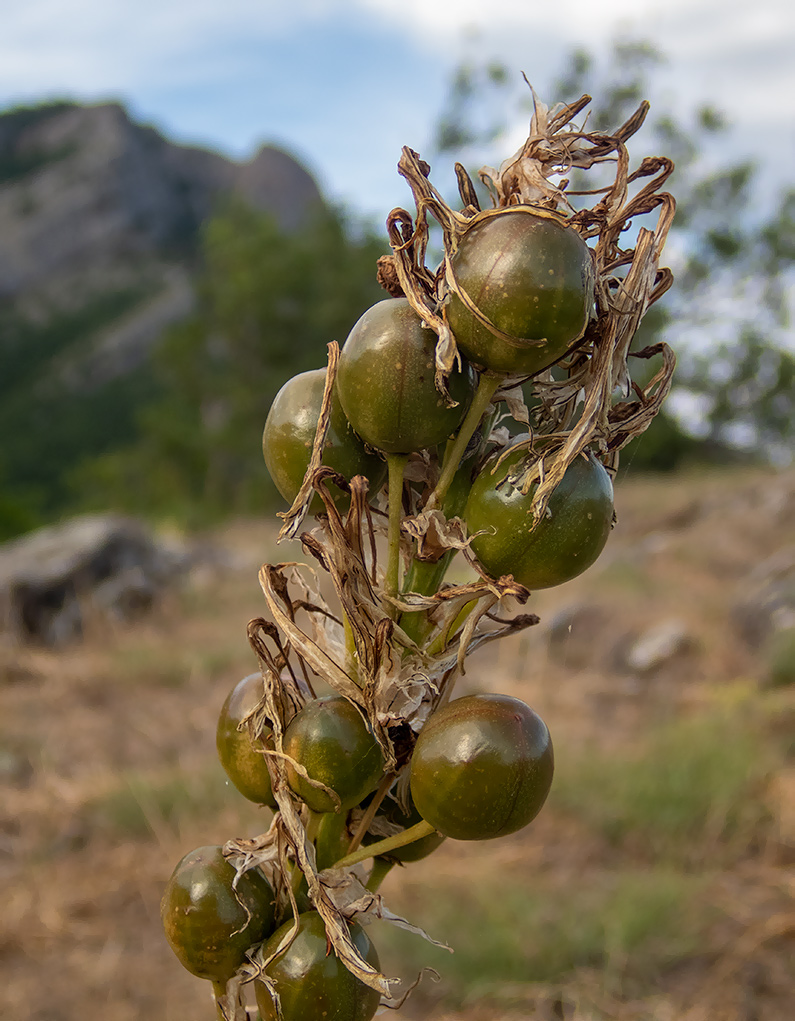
(374, 667, 437, 734)
(401, 510, 471, 563)
(390, 89, 674, 525)
(494, 380, 532, 427)
(258, 565, 363, 705)
(318, 869, 452, 952)
(277, 342, 340, 542)
(213, 974, 249, 1021)
(219, 85, 676, 1014)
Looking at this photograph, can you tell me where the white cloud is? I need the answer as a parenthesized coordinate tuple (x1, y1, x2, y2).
(355, 0, 794, 49)
(1, 0, 792, 215)
(0, 1, 335, 94)
(3, 0, 792, 115)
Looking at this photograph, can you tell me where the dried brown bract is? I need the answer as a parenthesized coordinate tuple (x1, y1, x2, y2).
(215, 86, 677, 1011)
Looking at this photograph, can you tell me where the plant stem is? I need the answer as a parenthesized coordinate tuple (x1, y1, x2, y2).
(289, 860, 306, 901)
(399, 554, 454, 646)
(332, 819, 437, 869)
(343, 611, 359, 684)
(305, 808, 324, 846)
(211, 980, 227, 1020)
(288, 809, 324, 900)
(426, 371, 502, 511)
(385, 453, 409, 614)
(347, 771, 396, 855)
(366, 857, 395, 893)
(315, 809, 349, 871)
(402, 555, 453, 600)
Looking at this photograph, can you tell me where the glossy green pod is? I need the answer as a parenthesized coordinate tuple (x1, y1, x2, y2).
(283, 696, 385, 814)
(216, 673, 277, 808)
(410, 694, 554, 841)
(445, 208, 594, 375)
(263, 368, 385, 511)
(161, 845, 275, 982)
(337, 297, 476, 454)
(255, 911, 381, 1021)
(465, 449, 614, 589)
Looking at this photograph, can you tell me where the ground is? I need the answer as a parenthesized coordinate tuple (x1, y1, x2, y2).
(1, 464, 793, 1020)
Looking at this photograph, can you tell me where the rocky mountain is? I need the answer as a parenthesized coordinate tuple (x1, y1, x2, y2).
(0, 100, 325, 530)
(0, 100, 322, 371)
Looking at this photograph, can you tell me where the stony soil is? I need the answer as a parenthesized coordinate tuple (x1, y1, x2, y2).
(1, 464, 793, 1021)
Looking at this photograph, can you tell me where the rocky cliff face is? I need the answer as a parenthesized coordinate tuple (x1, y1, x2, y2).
(0, 101, 322, 309)
(0, 101, 326, 528)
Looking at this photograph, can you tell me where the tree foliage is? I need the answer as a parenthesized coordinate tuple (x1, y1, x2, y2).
(0, 286, 156, 540)
(72, 203, 388, 522)
(429, 40, 795, 468)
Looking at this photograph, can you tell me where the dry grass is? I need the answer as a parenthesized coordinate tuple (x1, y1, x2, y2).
(1, 465, 793, 1021)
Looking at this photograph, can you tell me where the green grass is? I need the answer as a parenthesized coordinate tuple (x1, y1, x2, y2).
(763, 627, 795, 688)
(111, 644, 192, 689)
(110, 639, 250, 689)
(552, 705, 778, 866)
(378, 867, 706, 1006)
(595, 556, 654, 594)
(374, 700, 786, 1007)
(90, 761, 239, 838)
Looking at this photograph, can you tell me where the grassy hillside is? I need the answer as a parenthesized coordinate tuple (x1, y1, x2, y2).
(1, 463, 792, 1020)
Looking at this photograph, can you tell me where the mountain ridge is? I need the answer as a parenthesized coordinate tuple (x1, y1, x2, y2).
(0, 99, 322, 303)
(0, 99, 326, 528)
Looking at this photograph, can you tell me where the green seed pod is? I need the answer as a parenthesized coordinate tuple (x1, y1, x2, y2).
(465, 449, 614, 590)
(161, 845, 275, 982)
(283, 695, 385, 814)
(255, 911, 381, 1021)
(410, 694, 554, 841)
(263, 368, 385, 512)
(337, 297, 476, 454)
(445, 208, 595, 375)
(216, 673, 277, 808)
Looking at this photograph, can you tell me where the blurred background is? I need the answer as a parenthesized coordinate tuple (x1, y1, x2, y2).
(1, 2, 793, 1020)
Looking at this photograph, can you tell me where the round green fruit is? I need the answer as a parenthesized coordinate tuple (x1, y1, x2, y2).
(161, 845, 275, 982)
(445, 207, 594, 375)
(465, 449, 613, 589)
(216, 673, 277, 808)
(255, 911, 381, 1021)
(283, 696, 385, 814)
(410, 693, 553, 841)
(262, 368, 385, 511)
(337, 297, 476, 454)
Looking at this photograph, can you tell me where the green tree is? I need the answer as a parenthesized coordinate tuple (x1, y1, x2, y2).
(73, 203, 388, 521)
(0, 285, 157, 537)
(429, 40, 795, 468)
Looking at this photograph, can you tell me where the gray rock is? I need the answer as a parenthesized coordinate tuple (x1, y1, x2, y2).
(621, 618, 694, 674)
(0, 101, 325, 390)
(0, 514, 193, 645)
(732, 547, 795, 649)
(0, 101, 322, 304)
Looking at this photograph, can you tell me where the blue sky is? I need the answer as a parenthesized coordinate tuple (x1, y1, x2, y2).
(1, 0, 793, 222)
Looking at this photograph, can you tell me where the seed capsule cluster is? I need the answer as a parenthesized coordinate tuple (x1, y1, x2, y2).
(161, 91, 675, 1018)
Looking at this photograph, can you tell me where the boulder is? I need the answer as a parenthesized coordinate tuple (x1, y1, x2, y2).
(618, 618, 695, 674)
(732, 548, 795, 649)
(0, 514, 192, 645)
